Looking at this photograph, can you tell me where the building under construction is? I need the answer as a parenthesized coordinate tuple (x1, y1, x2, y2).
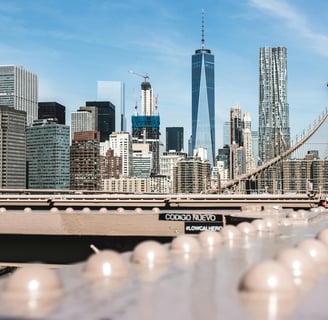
(131, 73, 160, 175)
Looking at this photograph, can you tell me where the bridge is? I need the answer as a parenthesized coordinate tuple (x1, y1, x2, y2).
(220, 108, 328, 195)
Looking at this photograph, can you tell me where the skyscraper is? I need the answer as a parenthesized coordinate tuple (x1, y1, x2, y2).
(242, 112, 254, 173)
(191, 12, 215, 166)
(131, 76, 160, 175)
(71, 110, 93, 141)
(26, 119, 70, 189)
(230, 107, 243, 146)
(109, 132, 132, 177)
(0, 65, 38, 126)
(259, 47, 290, 164)
(86, 101, 115, 142)
(0, 107, 26, 188)
(166, 127, 184, 152)
(38, 102, 66, 124)
(97, 81, 126, 132)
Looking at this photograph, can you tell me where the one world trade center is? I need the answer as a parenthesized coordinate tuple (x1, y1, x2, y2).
(191, 12, 215, 167)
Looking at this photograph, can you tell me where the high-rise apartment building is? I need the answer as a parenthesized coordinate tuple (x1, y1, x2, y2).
(0, 65, 38, 126)
(100, 149, 122, 181)
(166, 127, 184, 152)
(160, 150, 187, 192)
(0, 106, 26, 188)
(97, 81, 126, 132)
(173, 157, 211, 193)
(259, 47, 290, 164)
(38, 102, 66, 125)
(251, 131, 259, 167)
(191, 13, 215, 166)
(109, 132, 132, 177)
(258, 47, 290, 193)
(131, 77, 160, 175)
(243, 112, 254, 173)
(70, 131, 101, 190)
(26, 119, 70, 189)
(282, 152, 328, 194)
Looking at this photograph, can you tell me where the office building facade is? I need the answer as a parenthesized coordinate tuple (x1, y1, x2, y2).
(71, 110, 93, 141)
(230, 108, 243, 146)
(132, 143, 152, 178)
(97, 81, 126, 132)
(166, 127, 184, 152)
(191, 14, 215, 166)
(0, 107, 26, 188)
(0, 65, 38, 126)
(38, 102, 66, 124)
(86, 101, 115, 142)
(26, 120, 70, 189)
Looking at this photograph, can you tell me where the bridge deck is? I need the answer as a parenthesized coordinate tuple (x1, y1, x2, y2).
(0, 208, 328, 319)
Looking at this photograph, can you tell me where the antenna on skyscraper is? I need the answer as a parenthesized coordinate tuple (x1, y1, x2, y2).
(201, 9, 205, 49)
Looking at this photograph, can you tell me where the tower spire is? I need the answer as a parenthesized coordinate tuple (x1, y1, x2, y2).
(201, 9, 205, 49)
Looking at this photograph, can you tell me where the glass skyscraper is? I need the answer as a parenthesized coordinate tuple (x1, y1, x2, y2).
(97, 81, 126, 132)
(27, 120, 70, 189)
(258, 47, 290, 164)
(166, 127, 184, 152)
(191, 14, 215, 166)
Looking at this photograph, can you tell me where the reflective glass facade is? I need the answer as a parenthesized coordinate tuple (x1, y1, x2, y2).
(97, 81, 126, 132)
(192, 49, 215, 166)
(27, 122, 70, 189)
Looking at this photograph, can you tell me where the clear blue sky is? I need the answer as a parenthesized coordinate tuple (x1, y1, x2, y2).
(0, 0, 327, 148)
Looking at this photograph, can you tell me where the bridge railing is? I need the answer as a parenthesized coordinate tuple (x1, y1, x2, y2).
(220, 108, 328, 192)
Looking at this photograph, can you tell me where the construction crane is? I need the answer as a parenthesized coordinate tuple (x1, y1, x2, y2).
(129, 70, 150, 82)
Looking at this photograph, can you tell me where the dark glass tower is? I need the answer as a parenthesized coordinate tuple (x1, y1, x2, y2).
(166, 127, 184, 152)
(38, 102, 66, 125)
(86, 101, 115, 142)
(191, 12, 215, 166)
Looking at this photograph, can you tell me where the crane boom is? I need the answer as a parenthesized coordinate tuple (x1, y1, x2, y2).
(129, 70, 149, 82)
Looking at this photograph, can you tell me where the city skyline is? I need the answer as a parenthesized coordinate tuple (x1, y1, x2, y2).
(0, 0, 327, 149)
